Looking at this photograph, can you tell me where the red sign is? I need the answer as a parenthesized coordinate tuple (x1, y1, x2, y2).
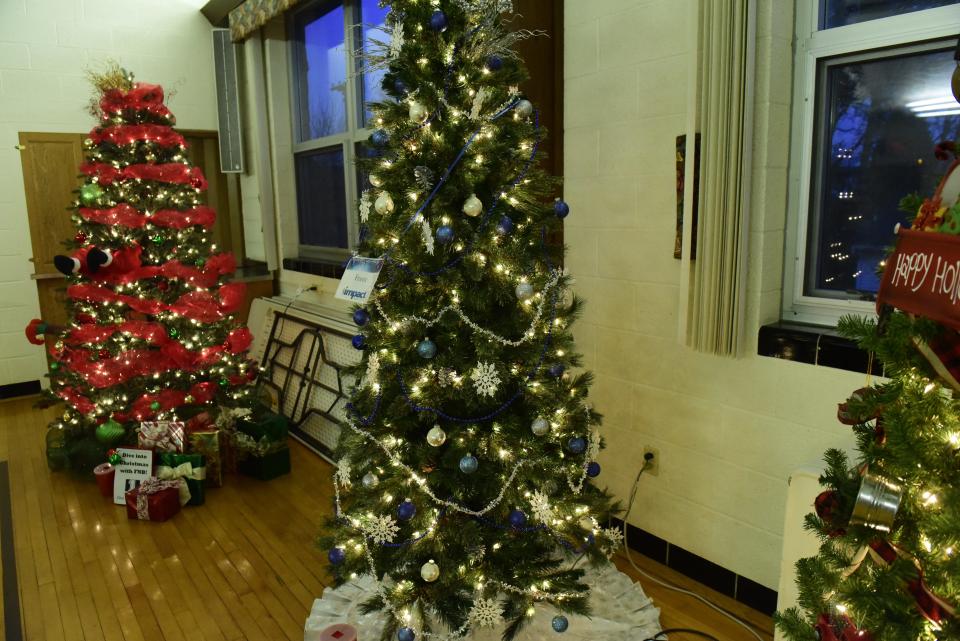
(877, 228, 960, 330)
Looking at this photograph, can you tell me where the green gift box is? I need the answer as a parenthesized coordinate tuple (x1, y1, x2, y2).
(186, 430, 223, 487)
(236, 407, 289, 443)
(156, 452, 206, 506)
(237, 445, 290, 481)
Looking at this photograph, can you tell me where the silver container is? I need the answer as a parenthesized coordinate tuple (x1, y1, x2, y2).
(849, 471, 902, 532)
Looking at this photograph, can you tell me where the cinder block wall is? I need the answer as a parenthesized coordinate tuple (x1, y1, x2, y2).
(564, 0, 862, 589)
(0, 0, 218, 386)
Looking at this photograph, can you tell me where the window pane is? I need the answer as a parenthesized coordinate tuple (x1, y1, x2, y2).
(359, 0, 390, 127)
(820, 0, 960, 29)
(296, 146, 349, 248)
(806, 45, 960, 298)
(292, 1, 347, 141)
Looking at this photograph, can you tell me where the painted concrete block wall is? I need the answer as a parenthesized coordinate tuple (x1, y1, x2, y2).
(0, 0, 218, 386)
(564, 0, 862, 589)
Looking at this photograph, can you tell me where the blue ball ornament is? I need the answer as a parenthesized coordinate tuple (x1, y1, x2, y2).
(353, 308, 370, 326)
(554, 200, 571, 219)
(370, 129, 390, 147)
(551, 615, 569, 633)
(397, 500, 417, 521)
(567, 437, 587, 455)
(459, 454, 478, 474)
(416, 338, 437, 359)
(352, 334, 366, 350)
(547, 363, 565, 378)
(496, 215, 514, 235)
(436, 225, 455, 244)
(487, 55, 503, 71)
(328, 547, 346, 565)
(586, 462, 601, 478)
(398, 627, 416, 641)
(430, 10, 448, 31)
(508, 509, 527, 528)
(394, 78, 409, 95)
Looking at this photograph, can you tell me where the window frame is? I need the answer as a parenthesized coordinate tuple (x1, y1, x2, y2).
(782, 1, 960, 326)
(287, 0, 379, 263)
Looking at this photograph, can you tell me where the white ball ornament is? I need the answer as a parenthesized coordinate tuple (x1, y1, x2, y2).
(421, 560, 440, 582)
(531, 417, 550, 436)
(426, 425, 447, 447)
(409, 101, 429, 123)
(516, 99, 534, 118)
(515, 282, 534, 301)
(462, 194, 483, 218)
(375, 192, 395, 215)
(362, 472, 379, 489)
(369, 174, 384, 188)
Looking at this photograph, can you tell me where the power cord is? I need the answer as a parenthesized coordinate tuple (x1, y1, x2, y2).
(621, 452, 767, 641)
(644, 630, 725, 641)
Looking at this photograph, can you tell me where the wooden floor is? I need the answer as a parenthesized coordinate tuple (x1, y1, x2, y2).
(0, 396, 773, 641)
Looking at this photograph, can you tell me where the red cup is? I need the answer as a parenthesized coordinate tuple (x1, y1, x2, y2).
(93, 463, 115, 497)
(319, 624, 357, 641)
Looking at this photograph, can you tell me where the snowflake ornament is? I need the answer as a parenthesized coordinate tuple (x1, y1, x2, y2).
(389, 23, 405, 58)
(469, 86, 491, 121)
(359, 190, 372, 223)
(436, 368, 458, 387)
(366, 352, 381, 387)
(529, 490, 554, 524)
(470, 598, 503, 628)
(471, 361, 500, 398)
(335, 457, 352, 487)
(454, 0, 514, 14)
(420, 217, 435, 255)
(362, 514, 400, 544)
(600, 526, 625, 557)
(414, 166, 435, 190)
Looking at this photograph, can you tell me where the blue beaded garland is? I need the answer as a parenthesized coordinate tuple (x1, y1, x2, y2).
(459, 454, 478, 474)
(397, 500, 417, 521)
(487, 55, 503, 71)
(547, 363, 565, 378)
(551, 615, 569, 633)
(429, 10, 448, 31)
(397, 627, 416, 641)
(508, 509, 527, 528)
(327, 547, 346, 565)
(496, 215, 514, 235)
(586, 462, 601, 477)
(436, 225, 455, 244)
(554, 200, 571, 219)
(416, 339, 437, 359)
(353, 308, 370, 326)
(351, 334, 366, 350)
(370, 129, 390, 147)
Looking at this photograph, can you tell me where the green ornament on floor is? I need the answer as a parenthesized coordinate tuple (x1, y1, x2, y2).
(95, 418, 126, 445)
(79, 183, 103, 205)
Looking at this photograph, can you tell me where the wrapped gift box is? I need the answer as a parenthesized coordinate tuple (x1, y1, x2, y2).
(156, 452, 206, 506)
(237, 445, 291, 481)
(236, 407, 289, 443)
(125, 478, 183, 521)
(138, 421, 185, 453)
(186, 429, 223, 487)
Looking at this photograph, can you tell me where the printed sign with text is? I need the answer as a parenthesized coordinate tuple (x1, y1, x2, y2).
(335, 256, 384, 303)
(113, 447, 154, 505)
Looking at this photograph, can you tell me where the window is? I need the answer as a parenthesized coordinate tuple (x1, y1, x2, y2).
(289, 0, 389, 259)
(783, 1, 960, 325)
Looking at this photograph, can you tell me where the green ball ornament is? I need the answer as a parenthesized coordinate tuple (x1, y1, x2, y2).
(149, 401, 161, 411)
(79, 183, 103, 205)
(152, 235, 165, 244)
(219, 378, 229, 387)
(195, 258, 206, 267)
(50, 362, 60, 371)
(95, 418, 126, 445)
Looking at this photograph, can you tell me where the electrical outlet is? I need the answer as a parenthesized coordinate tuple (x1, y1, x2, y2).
(642, 446, 660, 476)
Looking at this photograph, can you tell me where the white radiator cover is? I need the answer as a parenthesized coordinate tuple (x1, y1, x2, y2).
(248, 296, 360, 463)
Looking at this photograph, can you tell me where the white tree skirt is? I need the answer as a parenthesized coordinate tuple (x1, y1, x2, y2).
(304, 563, 662, 641)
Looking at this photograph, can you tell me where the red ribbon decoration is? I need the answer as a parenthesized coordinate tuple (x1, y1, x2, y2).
(88, 124, 186, 148)
(99, 83, 174, 122)
(80, 162, 208, 190)
(65, 246, 235, 287)
(78, 204, 217, 230)
(55, 386, 96, 415)
(117, 381, 219, 422)
(67, 281, 245, 322)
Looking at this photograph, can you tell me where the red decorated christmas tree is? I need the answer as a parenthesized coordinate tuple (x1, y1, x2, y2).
(26, 67, 256, 473)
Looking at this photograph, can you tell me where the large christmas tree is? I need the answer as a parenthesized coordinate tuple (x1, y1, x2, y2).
(320, 2, 620, 639)
(27, 67, 255, 472)
(776, 146, 960, 640)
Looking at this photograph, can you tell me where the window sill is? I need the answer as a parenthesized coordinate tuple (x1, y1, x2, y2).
(757, 322, 883, 376)
(282, 257, 346, 280)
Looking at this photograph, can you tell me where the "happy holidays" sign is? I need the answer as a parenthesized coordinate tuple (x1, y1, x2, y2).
(878, 229, 960, 329)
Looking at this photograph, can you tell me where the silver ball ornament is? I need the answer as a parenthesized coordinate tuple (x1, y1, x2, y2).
(409, 101, 429, 123)
(426, 425, 447, 447)
(369, 174, 384, 188)
(375, 192, 395, 215)
(515, 282, 534, 301)
(462, 194, 483, 217)
(531, 417, 550, 436)
(517, 99, 534, 118)
(420, 560, 440, 582)
(362, 472, 379, 489)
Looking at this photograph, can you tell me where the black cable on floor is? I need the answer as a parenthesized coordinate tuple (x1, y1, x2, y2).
(644, 628, 722, 641)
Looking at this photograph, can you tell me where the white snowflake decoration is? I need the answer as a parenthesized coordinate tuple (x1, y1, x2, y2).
(420, 217, 435, 255)
(366, 352, 381, 387)
(469, 86, 491, 121)
(471, 361, 500, 398)
(454, 0, 514, 14)
(389, 23, 405, 58)
(600, 526, 625, 557)
(529, 490, 553, 524)
(359, 190, 372, 223)
(335, 457, 352, 487)
(362, 514, 400, 544)
(436, 368, 458, 387)
(469, 598, 502, 628)
(587, 427, 601, 461)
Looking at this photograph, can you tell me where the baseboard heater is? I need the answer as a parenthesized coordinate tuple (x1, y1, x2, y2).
(248, 297, 359, 463)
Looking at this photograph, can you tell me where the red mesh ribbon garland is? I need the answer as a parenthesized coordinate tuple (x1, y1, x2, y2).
(68, 281, 245, 321)
(118, 382, 219, 422)
(63, 247, 236, 287)
(80, 162, 208, 190)
(55, 386, 96, 415)
(88, 124, 186, 148)
(79, 204, 217, 230)
(100, 83, 174, 122)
